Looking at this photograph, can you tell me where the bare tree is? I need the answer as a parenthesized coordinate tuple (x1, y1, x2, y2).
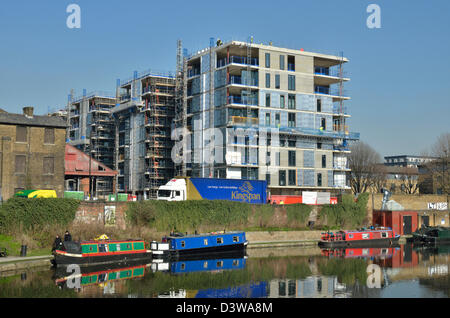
(399, 166, 419, 194)
(348, 141, 382, 194)
(372, 164, 388, 193)
(430, 133, 450, 194)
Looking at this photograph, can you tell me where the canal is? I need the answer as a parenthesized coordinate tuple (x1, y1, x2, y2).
(0, 243, 449, 298)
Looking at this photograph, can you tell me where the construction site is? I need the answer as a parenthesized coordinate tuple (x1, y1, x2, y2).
(63, 37, 360, 199)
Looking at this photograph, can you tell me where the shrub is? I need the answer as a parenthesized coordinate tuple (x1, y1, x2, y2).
(0, 198, 79, 234)
(318, 193, 369, 229)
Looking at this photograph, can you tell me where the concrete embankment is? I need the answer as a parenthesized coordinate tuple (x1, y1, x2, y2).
(0, 256, 53, 276)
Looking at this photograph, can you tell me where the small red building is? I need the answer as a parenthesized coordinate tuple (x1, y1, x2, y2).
(65, 144, 117, 198)
(372, 210, 418, 236)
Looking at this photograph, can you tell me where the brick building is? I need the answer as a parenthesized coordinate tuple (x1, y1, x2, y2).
(0, 107, 67, 201)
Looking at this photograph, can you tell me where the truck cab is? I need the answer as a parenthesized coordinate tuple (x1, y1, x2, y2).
(157, 178, 186, 201)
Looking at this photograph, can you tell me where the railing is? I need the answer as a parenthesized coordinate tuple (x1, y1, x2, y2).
(217, 56, 259, 68)
(120, 94, 131, 101)
(332, 105, 348, 115)
(227, 95, 258, 106)
(228, 75, 258, 86)
(188, 68, 201, 78)
(228, 116, 259, 126)
(315, 86, 348, 97)
(315, 66, 348, 78)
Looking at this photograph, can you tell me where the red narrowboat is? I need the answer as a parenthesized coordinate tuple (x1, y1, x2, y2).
(321, 247, 400, 259)
(319, 227, 400, 248)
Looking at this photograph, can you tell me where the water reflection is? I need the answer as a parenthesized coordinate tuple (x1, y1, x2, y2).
(0, 243, 448, 298)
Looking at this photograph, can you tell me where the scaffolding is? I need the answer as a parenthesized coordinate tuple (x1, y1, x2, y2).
(142, 75, 176, 198)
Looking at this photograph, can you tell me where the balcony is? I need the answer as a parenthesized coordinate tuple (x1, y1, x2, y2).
(227, 95, 258, 106)
(228, 75, 258, 87)
(217, 56, 259, 68)
(228, 116, 259, 126)
(315, 86, 348, 98)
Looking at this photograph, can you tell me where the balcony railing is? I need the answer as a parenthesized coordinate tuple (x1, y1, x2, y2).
(228, 75, 258, 87)
(315, 86, 348, 97)
(217, 56, 259, 68)
(227, 95, 258, 106)
(228, 116, 259, 126)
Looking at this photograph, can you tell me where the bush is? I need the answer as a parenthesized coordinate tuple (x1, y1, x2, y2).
(0, 198, 80, 234)
(318, 193, 369, 229)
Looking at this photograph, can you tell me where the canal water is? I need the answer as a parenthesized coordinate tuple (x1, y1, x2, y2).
(0, 243, 449, 298)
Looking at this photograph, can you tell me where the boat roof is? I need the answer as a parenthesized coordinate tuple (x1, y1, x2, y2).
(167, 231, 245, 239)
(79, 239, 145, 244)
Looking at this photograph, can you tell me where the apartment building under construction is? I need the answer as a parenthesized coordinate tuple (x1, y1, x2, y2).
(175, 38, 360, 195)
(111, 70, 176, 199)
(66, 91, 117, 197)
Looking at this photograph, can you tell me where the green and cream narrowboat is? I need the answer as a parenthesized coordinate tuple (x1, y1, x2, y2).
(53, 239, 152, 267)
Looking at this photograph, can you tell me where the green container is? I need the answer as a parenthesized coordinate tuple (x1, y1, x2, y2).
(108, 194, 118, 201)
(117, 193, 128, 202)
(64, 191, 84, 200)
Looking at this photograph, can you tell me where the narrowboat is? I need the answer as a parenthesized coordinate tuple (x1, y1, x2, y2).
(150, 231, 248, 259)
(318, 227, 400, 248)
(54, 261, 149, 289)
(412, 226, 450, 244)
(53, 239, 152, 267)
(321, 247, 400, 260)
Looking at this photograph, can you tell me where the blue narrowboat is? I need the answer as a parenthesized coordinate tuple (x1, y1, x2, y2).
(151, 231, 248, 259)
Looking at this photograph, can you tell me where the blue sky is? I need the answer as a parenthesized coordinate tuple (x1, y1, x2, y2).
(0, 0, 449, 157)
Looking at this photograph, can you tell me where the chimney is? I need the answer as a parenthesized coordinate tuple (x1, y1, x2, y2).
(23, 106, 34, 118)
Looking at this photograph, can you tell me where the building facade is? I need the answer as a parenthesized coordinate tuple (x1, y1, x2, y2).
(177, 40, 359, 195)
(112, 70, 176, 199)
(0, 107, 66, 201)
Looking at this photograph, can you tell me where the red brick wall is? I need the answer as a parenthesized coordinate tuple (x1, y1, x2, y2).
(74, 201, 128, 229)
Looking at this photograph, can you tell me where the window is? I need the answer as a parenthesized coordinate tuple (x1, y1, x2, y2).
(233, 236, 239, 242)
(181, 241, 185, 248)
(381, 232, 388, 238)
(279, 170, 286, 186)
(217, 237, 223, 244)
(279, 55, 285, 70)
(322, 155, 326, 168)
(16, 126, 27, 143)
(275, 113, 280, 126)
(266, 173, 271, 185)
(317, 173, 322, 187)
(280, 95, 285, 108)
(288, 55, 295, 71)
(288, 140, 296, 147)
(265, 53, 270, 68)
(266, 152, 271, 165)
(288, 151, 296, 166)
(288, 170, 296, 185)
(265, 73, 270, 88)
(317, 99, 322, 112)
(321, 118, 326, 130)
(275, 74, 280, 89)
(265, 113, 271, 126)
(288, 75, 296, 90)
(44, 128, 55, 144)
(288, 113, 296, 127)
(15, 155, 26, 174)
(317, 142, 322, 149)
(43, 157, 54, 174)
(204, 239, 208, 245)
(288, 94, 296, 109)
(266, 93, 271, 107)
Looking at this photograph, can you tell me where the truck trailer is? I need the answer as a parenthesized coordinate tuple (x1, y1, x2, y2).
(157, 177, 267, 204)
